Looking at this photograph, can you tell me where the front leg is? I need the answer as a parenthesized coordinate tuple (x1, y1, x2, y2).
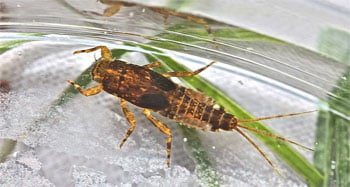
(143, 61, 162, 69)
(67, 80, 102, 96)
(73, 46, 113, 61)
(162, 61, 215, 78)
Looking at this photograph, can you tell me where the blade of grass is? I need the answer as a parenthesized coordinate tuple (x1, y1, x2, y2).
(315, 28, 350, 187)
(0, 40, 31, 54)
(165, 24, 282, 42)
(180, 126, 220, 187)
(0, 139, 16, 163)
(314, 71, 350, 187)
(130, 43, 323, 186)
(150, 24, 282, 50)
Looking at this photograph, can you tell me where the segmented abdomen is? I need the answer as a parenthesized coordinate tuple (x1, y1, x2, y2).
(158, 87, 237, 131)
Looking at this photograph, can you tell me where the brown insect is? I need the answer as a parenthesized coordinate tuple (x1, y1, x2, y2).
(98, 0, 211, 33)
(68, 46, 313, 172)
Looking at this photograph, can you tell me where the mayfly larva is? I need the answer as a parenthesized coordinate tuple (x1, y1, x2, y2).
(68, 46, 314, 172)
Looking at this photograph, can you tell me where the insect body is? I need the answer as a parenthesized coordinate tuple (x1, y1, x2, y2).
(68, 46, 313, 171)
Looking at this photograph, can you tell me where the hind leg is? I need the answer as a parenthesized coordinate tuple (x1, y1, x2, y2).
(143, 109, 172, 167)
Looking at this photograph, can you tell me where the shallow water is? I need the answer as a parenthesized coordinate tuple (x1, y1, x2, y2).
(0, 33, 317, 187)
(0, 0, 349, 186)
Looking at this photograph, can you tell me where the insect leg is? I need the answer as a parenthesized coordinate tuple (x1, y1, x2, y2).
(67, 80, 102, 96)
(162, 61, 215, 78)
(103, 2, 122, 17)
(162, 14, 170, 25)
(73, 46, 113, 61)
(143, 61, 162, 69)
(118, 98, 137, 148)
(235, 127, 282, 175)
(143, 109, 172, 167)
(186, 16, 211, 34)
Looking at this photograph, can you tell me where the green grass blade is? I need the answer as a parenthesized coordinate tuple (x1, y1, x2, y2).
(180, 126, 220, 187)
(150, 23, 282, 50)
(314, 28, 350, 187)
(0, 139, 16, 163)
(314, 72, 350, 187)
(0, 40, 30, 54)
